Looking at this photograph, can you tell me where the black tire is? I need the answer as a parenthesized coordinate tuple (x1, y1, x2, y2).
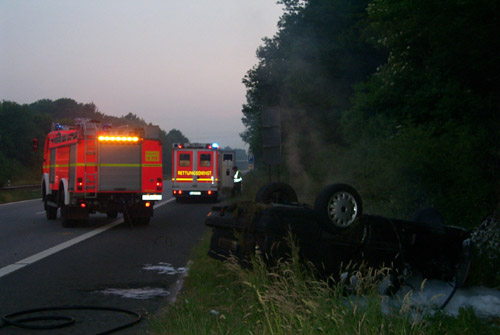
(255, 182, 298, 204)
(62, 218, 77, 228)
(60, 203, 76, 227)
(42, 182, 57, 220)
(45, 203, 58, 220)
(314, 184, 362, 233)
(107, 211, 118, 219)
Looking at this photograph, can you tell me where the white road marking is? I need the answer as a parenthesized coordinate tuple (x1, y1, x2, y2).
(0, 197, 175, 279)
(35, 211, 45, 215)
(0, 198, 41, 207)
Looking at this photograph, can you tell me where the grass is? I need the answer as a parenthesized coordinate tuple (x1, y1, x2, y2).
(0, 187, 40, 204)
(149, 233, 500, 335)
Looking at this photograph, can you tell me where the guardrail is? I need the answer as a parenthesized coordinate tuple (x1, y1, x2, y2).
(0, 184, 39, 191)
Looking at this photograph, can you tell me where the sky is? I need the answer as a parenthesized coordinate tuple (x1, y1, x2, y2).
(0, 0, 284, 149)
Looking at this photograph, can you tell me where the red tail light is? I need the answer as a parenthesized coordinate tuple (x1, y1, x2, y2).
(156, 178, 162, 191)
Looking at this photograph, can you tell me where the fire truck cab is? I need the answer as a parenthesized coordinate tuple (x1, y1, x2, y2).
(171, 143, 220, 202)
(41, 118, 163, 227)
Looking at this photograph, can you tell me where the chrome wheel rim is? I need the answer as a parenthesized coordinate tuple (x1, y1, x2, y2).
(327, 191, 358, 227)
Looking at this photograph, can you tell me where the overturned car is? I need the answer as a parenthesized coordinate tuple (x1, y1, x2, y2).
(205, 183, 472, 288)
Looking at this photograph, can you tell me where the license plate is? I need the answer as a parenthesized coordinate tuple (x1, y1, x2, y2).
(142, 194, 162, 200)
(189, 191, 201, 195)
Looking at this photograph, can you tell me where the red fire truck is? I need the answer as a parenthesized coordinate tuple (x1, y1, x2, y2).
(41, 118, 163, 226)
(171, 142, 221, 202)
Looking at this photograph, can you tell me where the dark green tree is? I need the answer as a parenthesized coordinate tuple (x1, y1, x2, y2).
(241, 0, 384, 167)
(341, 0, 500, 226)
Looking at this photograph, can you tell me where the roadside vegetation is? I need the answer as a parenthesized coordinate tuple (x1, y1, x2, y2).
(150, 231, 499, 335)
(242, 0, 500, 231)
(0, 187, 40, 204)
(240, 0, 500, 289)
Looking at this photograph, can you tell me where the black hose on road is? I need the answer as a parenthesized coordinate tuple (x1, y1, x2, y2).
(1, 305, 141, 335)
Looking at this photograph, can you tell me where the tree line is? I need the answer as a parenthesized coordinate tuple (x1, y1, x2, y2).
(0, 98, 189, 186)
(241, 0, 500, 227)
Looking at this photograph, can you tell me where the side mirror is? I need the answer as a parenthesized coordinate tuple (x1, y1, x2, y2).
(32, 138, 39, 152)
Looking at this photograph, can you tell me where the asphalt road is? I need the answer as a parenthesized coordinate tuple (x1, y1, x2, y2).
(0, 190, 214, 334)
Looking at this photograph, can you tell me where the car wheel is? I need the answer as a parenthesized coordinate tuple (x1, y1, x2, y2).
(314, 184, 362, 233)
(255, 182, 298, 204)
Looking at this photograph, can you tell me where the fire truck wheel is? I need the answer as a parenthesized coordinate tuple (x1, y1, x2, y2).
(255, 182, 298, 204)
(107, 211, 118, 219)
(46, 204, 57, 220)
(42, 183, 57, 220)
(44, 196, 57, 220)
(314, 184, 362, 234)
(62, 218, 77, 227)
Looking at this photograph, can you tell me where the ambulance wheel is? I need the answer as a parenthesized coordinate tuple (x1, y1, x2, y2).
(255, 182, 298, 204)
(314, 184, 362, 233)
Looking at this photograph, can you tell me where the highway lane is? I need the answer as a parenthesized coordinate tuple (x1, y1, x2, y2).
(0, 191, 215, 334)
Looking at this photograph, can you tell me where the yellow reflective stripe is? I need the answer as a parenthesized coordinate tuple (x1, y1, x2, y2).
(43, 164, 71, 168)
(43, 163, 160, 168)
(100, 163, 141, 167)
(176, 178, 193, 181)
(74, 163, 96, 167)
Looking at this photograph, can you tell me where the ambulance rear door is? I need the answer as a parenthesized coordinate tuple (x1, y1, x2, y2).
(195, 149, 217, 192)
(174, 149, 194, 188)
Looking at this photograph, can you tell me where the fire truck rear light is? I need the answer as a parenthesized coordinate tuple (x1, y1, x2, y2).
(179, 190, 183, 195)
(80, 203, 86, 208)
(77, 177, 83, 191)
(208, 190, 212, 195)
(145, 202, 151, 208)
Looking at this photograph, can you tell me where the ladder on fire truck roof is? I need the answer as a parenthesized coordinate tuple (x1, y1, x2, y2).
(76, 119, 99, 199)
